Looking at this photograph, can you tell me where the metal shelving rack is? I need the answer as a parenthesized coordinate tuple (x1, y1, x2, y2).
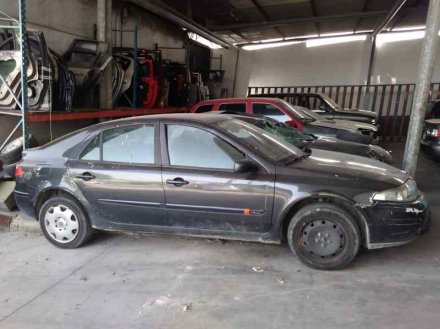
(0, 0, 29, 151)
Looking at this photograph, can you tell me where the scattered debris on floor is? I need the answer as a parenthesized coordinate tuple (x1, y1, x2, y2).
(252, 266, 264, 273)
(182, 303, 192, 312)
(277, 277, 285, 285)
(143, 296, 193, 312)
(79, 275, 88, 281)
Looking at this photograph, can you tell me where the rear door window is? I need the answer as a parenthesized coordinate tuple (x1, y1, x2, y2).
(79, 125, 155, 165)
(218, 103, 246, 113)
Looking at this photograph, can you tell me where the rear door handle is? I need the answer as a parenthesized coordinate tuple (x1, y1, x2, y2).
(75, 172, 96, 181)
(166, 177, 189, 186)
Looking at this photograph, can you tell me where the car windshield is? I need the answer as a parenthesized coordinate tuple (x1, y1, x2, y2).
(320, 94, 342, 109)
(213, 118, 304, 163)
(280, 99, 327, 122)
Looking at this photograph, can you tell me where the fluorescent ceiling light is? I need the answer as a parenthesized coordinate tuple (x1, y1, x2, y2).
(306, 35, 367, 47)
(284, 34, 319, 40)
(376, 30, 425, 46)
(319, 31, 354, 37)
(261, 38, 283, 43)
(188, 32, 222, 49)
(392, 25, 425, 31)
(242, 40, 303, 50)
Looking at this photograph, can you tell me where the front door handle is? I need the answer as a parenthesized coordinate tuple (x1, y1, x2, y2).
(75, 172, 96, 181)
(166, 177, 189, 187)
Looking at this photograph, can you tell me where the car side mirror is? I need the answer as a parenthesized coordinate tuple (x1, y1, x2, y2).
(234, 160, 259, 173)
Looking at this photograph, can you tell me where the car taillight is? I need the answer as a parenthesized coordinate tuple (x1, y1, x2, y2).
(427, 128, 440, 137)
(15, 165, 23, 177)
(0, 160, 3, 170)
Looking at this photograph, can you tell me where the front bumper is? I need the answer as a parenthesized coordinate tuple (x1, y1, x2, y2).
(359, 193, 431, 249)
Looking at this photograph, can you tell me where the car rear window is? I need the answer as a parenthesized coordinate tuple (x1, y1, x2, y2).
(218, 103, 246, 113)
(194, 104, 214, 113)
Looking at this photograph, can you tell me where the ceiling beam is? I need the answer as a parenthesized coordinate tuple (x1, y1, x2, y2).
(209, 10, 390, 32)
(372, 0, 408, 37)
(129, 0, 232, 48)
(309, 0, 321, 35)
(250, 0, 284, 37)
(353, 0, 370, 33)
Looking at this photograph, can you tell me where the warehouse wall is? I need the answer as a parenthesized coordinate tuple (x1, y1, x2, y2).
(0, 0, 186, 145)
(248, 36, 440, 87)
(211, 48, 255, 97)
(0, 0, 185, 59)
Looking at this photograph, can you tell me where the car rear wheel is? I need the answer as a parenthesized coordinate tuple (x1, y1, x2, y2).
(39, 196, 92, 248)
(287, 203, 360, 270)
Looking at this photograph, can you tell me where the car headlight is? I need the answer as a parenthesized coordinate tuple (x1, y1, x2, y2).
(371, 118, 377, 125)
(372, 179, 419, 202)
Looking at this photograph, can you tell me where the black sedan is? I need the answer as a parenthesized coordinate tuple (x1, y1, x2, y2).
(14, 114, 430, 270)
(421, 119, 440, 159)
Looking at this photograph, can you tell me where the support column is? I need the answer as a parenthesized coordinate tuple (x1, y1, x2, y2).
(19, 0, 29, 149)
(97, 0, 113, 109)
(402, 0, 440, 176)
(362, 35, 376, 109)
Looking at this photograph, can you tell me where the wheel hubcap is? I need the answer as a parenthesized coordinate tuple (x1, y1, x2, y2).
(299, 220, 345, 258)
(44, 205, 79, 243)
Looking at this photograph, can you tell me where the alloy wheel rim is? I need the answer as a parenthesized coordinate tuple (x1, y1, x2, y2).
(44, 204, 79, 243)
(298, 219, 346, 259)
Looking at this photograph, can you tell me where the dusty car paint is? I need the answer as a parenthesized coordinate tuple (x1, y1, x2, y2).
(14, 114, 429, 250)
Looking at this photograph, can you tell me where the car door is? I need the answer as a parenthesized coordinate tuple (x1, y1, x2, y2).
(161, 122, 274, 233)
(68, 123, 167, 227)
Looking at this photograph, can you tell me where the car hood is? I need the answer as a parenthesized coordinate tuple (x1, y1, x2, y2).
(340, 108, 378, 118)
(310, 119, 377, 132)
(285, 149, 408, 187)
(332, 119, 378, 132)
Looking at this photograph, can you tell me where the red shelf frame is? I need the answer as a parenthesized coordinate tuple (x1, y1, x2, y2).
(27, 107, 189, 123)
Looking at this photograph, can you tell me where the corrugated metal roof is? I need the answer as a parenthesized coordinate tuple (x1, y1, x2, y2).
(161, 0, 429, 43)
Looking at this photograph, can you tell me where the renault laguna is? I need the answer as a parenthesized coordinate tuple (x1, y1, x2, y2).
(14, 114, 430, 270)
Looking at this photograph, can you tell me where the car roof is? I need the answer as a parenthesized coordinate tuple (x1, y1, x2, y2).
(92, 112, 233, 129)
(197, 97, 282, 103)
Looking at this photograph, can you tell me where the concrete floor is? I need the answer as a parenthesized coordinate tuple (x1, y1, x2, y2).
(0, 143, 439, 329)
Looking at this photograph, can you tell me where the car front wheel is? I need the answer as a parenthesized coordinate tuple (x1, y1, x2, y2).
(39, 196, 93, 248)
(287, 203, 360, 270)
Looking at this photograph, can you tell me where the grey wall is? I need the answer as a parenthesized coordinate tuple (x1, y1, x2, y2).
(211, 48, 255, 97)
(248, 36, 440, 88)
(0, 0, 186, 59)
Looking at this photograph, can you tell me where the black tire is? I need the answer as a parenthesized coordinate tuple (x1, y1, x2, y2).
(287, 203, 360, 270)
(0, 135, 38, 165)
(39, 195, 93, 249)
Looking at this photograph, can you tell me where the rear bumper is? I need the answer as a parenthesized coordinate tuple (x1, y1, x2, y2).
(14, 187, 38, 219)
(359, 193, 431, 249)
